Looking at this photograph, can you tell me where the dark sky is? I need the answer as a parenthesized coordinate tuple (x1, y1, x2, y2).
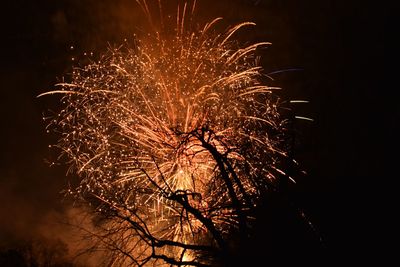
(0, 0, 388, 265)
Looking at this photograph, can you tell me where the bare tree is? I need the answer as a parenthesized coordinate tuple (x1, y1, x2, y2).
(62, 122, 287, 266)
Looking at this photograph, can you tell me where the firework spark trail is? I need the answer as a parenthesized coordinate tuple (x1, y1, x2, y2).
(40, 0, 290, 265)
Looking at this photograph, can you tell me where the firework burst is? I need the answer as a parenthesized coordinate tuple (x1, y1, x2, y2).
(40, 0, 290, 265)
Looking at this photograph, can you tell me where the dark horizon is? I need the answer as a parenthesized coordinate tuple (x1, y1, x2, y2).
(0, 0, 387, 265)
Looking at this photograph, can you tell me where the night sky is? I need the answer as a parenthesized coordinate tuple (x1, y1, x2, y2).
(0, 0, 388, 265)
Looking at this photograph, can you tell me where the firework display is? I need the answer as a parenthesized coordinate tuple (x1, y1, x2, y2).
(40, 1, 289, 265)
